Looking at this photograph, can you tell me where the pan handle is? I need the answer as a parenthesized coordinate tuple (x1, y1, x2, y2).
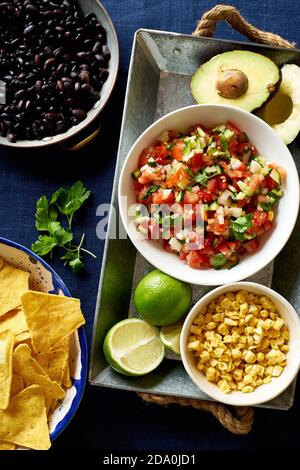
(193, 4, 295, 48)
(60, 119, 101, 151)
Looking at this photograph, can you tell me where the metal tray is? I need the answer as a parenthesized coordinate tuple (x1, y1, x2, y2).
(90, 29, 300, 410)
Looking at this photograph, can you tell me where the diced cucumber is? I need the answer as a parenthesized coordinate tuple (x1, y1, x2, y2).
(270, 169, 281, 185)
(131, 168, 141, 180)
(209, 201, 219, 210)
(237, 180, 253, 197)
(250, 160, 261, 174)
(223, 128, 235, 140)
(176, 190, 184, 202)
(269, 189, 284, 198)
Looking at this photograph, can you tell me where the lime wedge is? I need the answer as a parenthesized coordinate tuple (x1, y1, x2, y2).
(160, 322, 183, 355)
(103, 318, 165, 376)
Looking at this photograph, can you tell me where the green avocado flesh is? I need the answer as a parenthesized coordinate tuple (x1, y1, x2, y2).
(191, 50, 280, 112)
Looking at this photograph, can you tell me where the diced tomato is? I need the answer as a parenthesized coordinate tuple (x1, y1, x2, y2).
(188, 152, 205, 172)
(252, 210, 268, 227)
(244, 238, 260, 253)
(216, 174, 228, 190)
(217, 241, 236, 257)
(138, 149, 149, 167)
(227, 121, 242, 135)
(186, 251, 210, 269)
(183, 192, 199, 204)
(248, 174, 262, 193)
(198, 189, 213, 203)
(153, 144, 168, 164)
(237, 143, 250, 154)
(163, 240, 173, 253)
(152, 190, 175, 204)
(207, 177, 219, 193)
(133, 180, 143, 192)
(264, 175, 278, 191)
(229, 138, 238, 153)
(171, 140, 185, 161)
(263, 220, 273, 232)
(166, 167, 190, 188)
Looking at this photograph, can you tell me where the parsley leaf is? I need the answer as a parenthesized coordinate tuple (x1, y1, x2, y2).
(32, 235, 57, 256)
(51, 181, 91, 224)
(35, 196, 58, 231)
(32, 182, 95, 273)
(231, 214, 252, 241)
(194, 172, 208, 186)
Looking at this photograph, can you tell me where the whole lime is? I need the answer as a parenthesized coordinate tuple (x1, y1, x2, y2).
(134, 269, 192, 326)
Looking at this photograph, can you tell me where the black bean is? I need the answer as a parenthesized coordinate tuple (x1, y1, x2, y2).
(0, 0, 111, 142)
(23, 24, 37, 36)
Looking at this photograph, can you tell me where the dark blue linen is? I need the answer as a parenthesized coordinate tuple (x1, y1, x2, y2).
(1, 0, 299, 451)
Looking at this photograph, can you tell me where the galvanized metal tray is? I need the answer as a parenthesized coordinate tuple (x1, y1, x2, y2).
(90, 29, 300, 410)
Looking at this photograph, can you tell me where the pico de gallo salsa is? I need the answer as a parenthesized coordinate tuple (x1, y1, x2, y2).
(131, 121, 285, 270)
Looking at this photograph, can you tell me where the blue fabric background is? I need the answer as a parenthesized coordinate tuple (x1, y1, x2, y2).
(1, 0, 300, 451)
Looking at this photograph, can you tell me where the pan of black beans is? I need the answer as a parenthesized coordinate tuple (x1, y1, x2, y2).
(0, 0, 119, 148)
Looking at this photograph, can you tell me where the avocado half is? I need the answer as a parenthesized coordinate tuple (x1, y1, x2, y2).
(191, 50, 281, 112)
(257, 64, 300, 145)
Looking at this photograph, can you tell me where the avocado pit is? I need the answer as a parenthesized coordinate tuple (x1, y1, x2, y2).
(216, 69, 249, 99)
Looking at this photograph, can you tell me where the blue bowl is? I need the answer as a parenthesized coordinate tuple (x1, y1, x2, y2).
(0, 237, 87, 443)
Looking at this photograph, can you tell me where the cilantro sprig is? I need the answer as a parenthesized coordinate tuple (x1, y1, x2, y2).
(32, 181, 96, 273)
(231, 214, 253, 241)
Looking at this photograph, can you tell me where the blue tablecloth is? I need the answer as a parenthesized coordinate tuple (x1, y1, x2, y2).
(1, 0, 300, 451)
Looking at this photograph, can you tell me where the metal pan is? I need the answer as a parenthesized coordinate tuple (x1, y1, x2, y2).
(0, 0, 119, 149)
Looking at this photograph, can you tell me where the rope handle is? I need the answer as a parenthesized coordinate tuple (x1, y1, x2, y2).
(138, 393, 254, 435)
(193, 4, 295, 48)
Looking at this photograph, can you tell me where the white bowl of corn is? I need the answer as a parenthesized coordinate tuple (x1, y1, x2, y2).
(180, 282, 300, 406)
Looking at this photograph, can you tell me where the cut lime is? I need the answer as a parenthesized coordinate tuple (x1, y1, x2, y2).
(134, 269, 192, 326)
(160, 322, 183, 355)
(103, 318, 165, 376)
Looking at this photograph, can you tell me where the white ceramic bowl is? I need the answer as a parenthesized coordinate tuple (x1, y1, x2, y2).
(0, 237, 87, 444)
(180, 282, 300, 406)
(118, 104, 299, 285)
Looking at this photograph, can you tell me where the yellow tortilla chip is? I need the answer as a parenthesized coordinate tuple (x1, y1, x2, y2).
(0, 308, 29, 337)
(13, 344, 65, 410)
(22, 291, 85, 353)
(0, 330, 14, 410)
(10, 373, 24, 396)
(0, 263, 29, 317)
(14, 331, 31, 344)
(0, 441, 15, 450)
(0, 385, 51, 450)
(62, 362, 72, 389)
(33, 346, 69, 386)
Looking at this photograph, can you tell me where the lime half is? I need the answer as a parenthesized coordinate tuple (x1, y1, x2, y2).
(160, 322, 183, 355)
(103, 318, 165, 376)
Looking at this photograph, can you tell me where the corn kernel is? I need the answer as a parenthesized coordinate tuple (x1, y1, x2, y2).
(232, 349, 242, 360)
(242, 385, 254, 393)
(272, 318, 284, 331)
(231, 300, 240, 311)
(244, 350, 256, 364)
(217, 323, 229, 336)
(263, 376, 272, 384)
(212, 313, 221, 323)
(190, 325, 202, 335)
(187, 340, 200, 350)
(224, 318, 238, 326)
(240, 303, 249, 315)
(272, 365, 283, 377)
(199, 351, 210, 363)
(206, 367, 216, 381)
(218, 380, 230, 393)
(233, 369, 243, 381)
(236, 291, 247, 303)
(206, 321, 217, 331)
(217, 362, 227, 371)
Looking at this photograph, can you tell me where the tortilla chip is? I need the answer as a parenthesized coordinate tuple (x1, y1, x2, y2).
(13, 344, 65, 410)
(22, 291, 85, 353)
(10, 374, 24, 396)
(0, 308, 29, 337)
(0, 385, 51, 450)
(33, 346, 69, 386)
(0, 330, 14, 410)
(0, 263, 29, 317)
(0, 441, 15, 450)
(14, 331, 31, 344)
(62, 362, 72, 389)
